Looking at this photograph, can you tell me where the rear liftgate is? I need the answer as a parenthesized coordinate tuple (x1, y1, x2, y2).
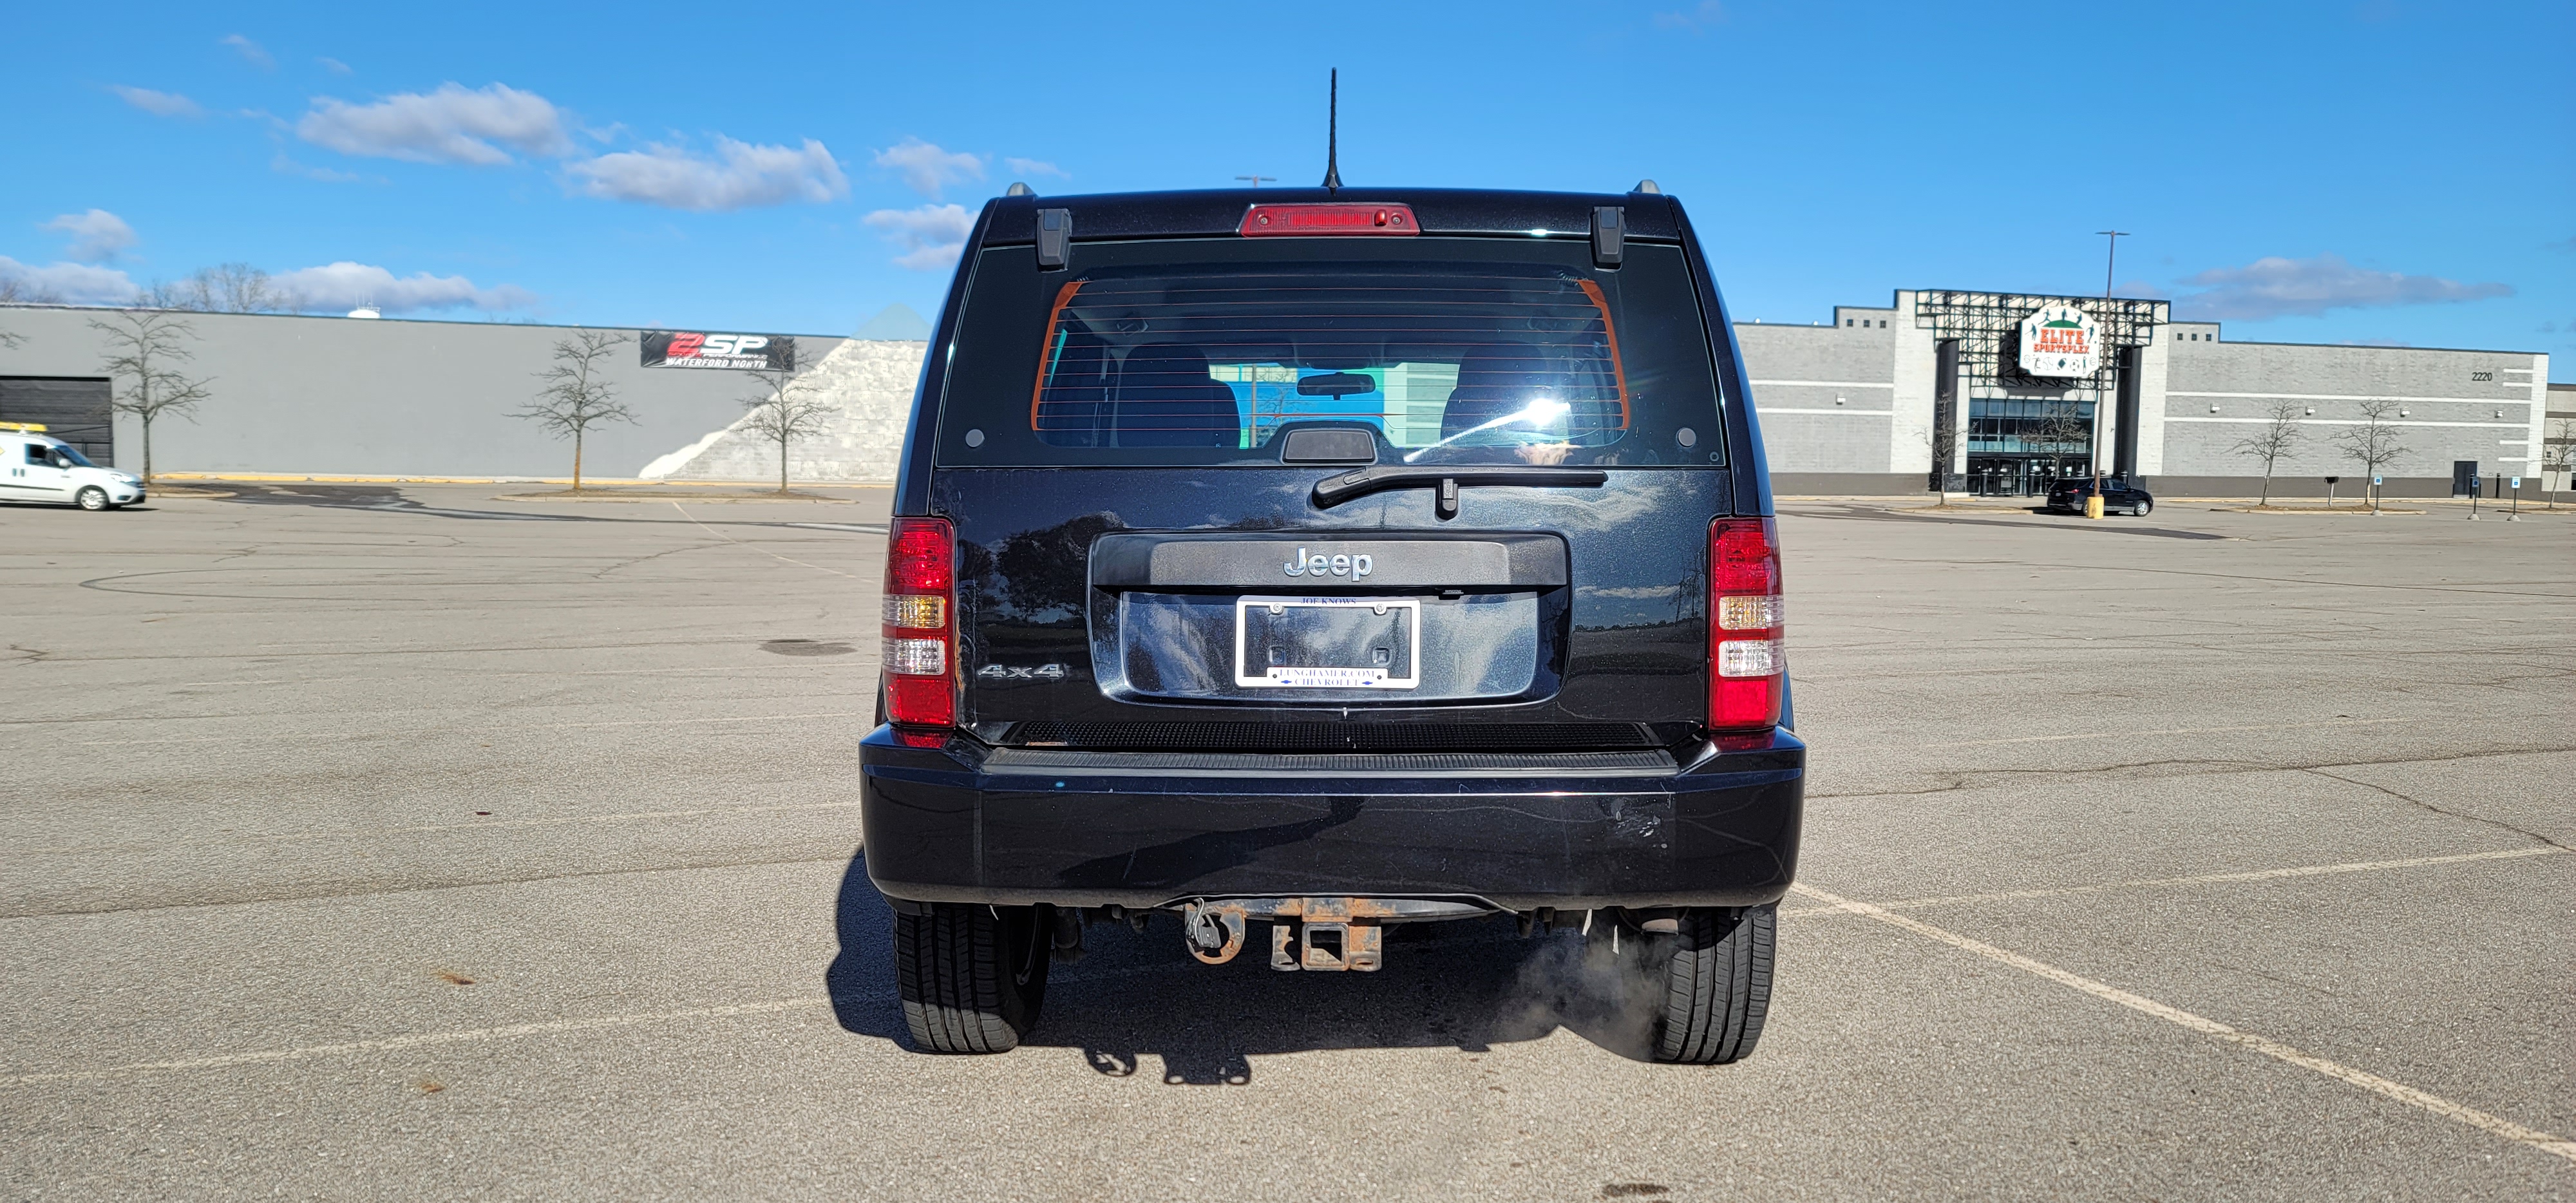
(1179, 898, 1488, 972)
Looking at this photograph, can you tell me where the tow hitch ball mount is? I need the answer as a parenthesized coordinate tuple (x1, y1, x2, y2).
(1179, 897, 1482, 972)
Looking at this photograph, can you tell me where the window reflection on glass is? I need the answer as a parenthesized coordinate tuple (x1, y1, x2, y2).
(1028, 265, 1626, 463)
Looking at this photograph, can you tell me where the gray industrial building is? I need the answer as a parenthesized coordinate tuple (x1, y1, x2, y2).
(0, 305, 860, 482)
(1738, 290, 2552, 498)
(0, 292, 2553, 497)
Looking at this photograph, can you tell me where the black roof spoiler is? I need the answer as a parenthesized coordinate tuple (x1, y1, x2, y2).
(978, 187, 1680, 247)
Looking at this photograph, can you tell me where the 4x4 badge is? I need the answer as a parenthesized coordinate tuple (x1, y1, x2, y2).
(1283, 547, 1374, 579)
(977, 663, 1066, 681)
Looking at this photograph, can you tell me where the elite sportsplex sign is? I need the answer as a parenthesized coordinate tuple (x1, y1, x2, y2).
(2016, 304, 2099, 379)
(640, 331, 797, 372)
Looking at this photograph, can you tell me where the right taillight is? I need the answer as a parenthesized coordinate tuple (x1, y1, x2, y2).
(882, 516, 957, 732)
(1709, 516, 1785, 730)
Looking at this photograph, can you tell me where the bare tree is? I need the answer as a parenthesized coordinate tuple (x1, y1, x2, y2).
(514, 330, 635, 491)
(89, 310, 213, 482)
(2334, 398, 2410, 512)
(137, 265, 283, 314)
(185, 263, 283, 313)
(2543, 416, 2574, 510)
(0, 277, 64, 305)
(2027, 401, 2094, 477)
(2228, 401, 2304, 506)
(136, 279, 193, 310)
(1, 276, 40, 347)
(1922, 413, 1960, 501)
(738, 363, 837, 494)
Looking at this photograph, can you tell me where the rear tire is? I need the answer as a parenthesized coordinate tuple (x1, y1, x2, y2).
(893, 902, 1049, 1053)
(1641, 905, 1775, 1064)
(76, 486, 109, 511)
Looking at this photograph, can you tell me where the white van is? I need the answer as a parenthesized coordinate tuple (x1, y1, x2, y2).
(1, 422, 145, 510)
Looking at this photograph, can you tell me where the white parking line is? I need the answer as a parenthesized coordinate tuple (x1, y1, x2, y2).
(672, 502, 860, 578)
(1777, 847, 2566, 916)
(72, 711, 869, 747)
(1790, 882, 2576, 1166)
(17, 799, 867, 856)
(1920, 715, 2410, 749)
(0, 997, 835, 1088)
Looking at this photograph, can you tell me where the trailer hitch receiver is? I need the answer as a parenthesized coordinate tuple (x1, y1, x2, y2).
(1170, 896, 1492, 971)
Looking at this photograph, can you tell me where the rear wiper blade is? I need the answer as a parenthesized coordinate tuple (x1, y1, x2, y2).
(1312, 465, 1607, 516)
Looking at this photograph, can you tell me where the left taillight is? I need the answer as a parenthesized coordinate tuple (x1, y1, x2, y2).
(1709, 516, 1785, 731)
(882, 516, 956, 733)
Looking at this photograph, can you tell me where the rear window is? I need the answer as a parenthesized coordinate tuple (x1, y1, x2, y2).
(934, 237, 1727, 468)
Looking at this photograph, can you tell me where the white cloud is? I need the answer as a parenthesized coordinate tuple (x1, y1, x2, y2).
(565, 137, 848, 211)
(876, 138, 984, 198)
(2171, 253, 2514, 321)
(297, 83, 571, 166)
(318, 57, 352, 75)
(220, 34, 275, 70)
(864, 204, 974, 270)
(0, 256, 139, 305)
(269, 262, 538, 314)
(112, 85, 203, 118)
(1005, 156, 1068, 180)
(42, 210, 138, 263)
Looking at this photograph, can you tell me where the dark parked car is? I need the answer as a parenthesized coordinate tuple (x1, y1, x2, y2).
(862, 184, 1803, 1063)
(2047, 476, 2155, 516)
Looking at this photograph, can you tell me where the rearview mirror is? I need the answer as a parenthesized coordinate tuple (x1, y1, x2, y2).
(1295, 372, 1376, 397)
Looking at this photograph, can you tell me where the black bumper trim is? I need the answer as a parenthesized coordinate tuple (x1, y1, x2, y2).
(862, 728, 1803, 911)
(980, 747, 1676, 778)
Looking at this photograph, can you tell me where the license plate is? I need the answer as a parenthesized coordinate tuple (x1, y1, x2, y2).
(1233, 596, 1420, 688)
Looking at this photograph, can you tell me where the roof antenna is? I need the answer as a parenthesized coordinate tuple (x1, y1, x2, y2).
(1321, 68, 1341, 193)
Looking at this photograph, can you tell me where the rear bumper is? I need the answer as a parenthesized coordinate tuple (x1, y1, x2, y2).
(860, 729, 1804, 911)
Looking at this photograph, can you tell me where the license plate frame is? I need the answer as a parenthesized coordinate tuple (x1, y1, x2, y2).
(1233, 596, 1421, 689)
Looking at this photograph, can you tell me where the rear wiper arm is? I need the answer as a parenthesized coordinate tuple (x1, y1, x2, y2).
(1312, 465, 1608, 517)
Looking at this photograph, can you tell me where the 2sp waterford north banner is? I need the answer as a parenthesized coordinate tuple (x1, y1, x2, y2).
(640, 332, 797, 371)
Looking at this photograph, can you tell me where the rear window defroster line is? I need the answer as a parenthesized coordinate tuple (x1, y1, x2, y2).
(1022, 271, 1634, 437)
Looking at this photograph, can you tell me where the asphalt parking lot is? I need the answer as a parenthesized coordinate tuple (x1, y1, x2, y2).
(2, 484, 2569, 1200)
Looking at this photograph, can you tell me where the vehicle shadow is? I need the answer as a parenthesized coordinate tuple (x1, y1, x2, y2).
(209, 482, 421, 508)
(823, 853, 1660, 1082)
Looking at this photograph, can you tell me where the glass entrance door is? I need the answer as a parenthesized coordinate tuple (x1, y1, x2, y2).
(1965, 454, 2088, 496)
(1965, 396, 2095, 495)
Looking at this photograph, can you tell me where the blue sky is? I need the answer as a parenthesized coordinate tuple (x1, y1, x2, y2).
(5, 1, 2570, 375)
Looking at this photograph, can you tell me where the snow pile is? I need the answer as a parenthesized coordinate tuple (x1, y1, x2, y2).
(639, 336, 926, 482)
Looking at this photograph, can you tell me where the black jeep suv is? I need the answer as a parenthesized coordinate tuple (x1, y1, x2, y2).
(862, 185, 1804, 1063)
(2046, 476, 2155, 516)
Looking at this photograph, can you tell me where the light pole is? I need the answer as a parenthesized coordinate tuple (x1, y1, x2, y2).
(1235, 175, 1276, 189)
(2096, 231, 2128, 299)
(2090, 231, 2130, 515)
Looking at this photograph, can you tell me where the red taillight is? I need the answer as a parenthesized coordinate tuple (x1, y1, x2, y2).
(1709, 516, 1785, 731)
(882, 516, 956, 730)
(1238, 203, 1419, 237)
